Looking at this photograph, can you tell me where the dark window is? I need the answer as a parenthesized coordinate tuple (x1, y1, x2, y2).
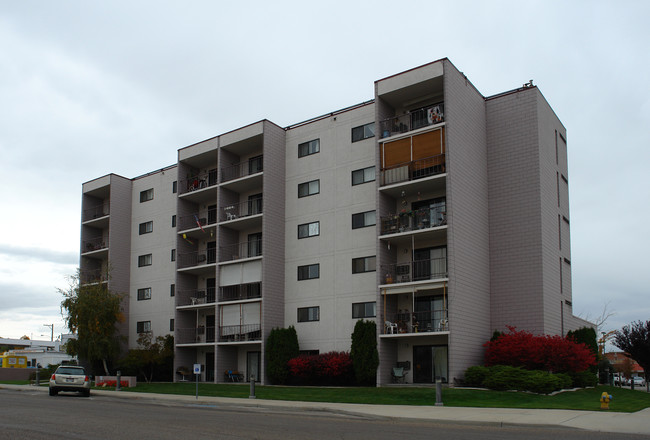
(298, 264, 320, 280)
(172, 181, 177, 194)
(136, 321, 151, 333)
(298, 139, 320, 157)
(351, 166, 375, 185)
(171, 249, 176, 262)
(352, 211, 376, 229)
(170, 284, 175, 297)
(299, 350, 320, 356)
(140, 189, 154, 203)
(137, 287, 152, 301)
(139, 221, 153, 235)
(352, 302, 376, 318)
(249, 155, 263, 174)
(351, 122, 375, 143)
(248, 233, 262, 257)
(171, 215, 176, 227)
(138, 254, 152, 267)
(170, 319, 175, 331)
(298, 306, 320, 322)
(298, 180, 320, 198)
(298, 221, 319, 239)
(352, 256, 376, 274)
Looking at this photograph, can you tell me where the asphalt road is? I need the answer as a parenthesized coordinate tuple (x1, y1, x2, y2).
(0, 388, 646, 440)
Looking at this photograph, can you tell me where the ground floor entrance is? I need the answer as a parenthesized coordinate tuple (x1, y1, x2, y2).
(412, 345, 448, 383)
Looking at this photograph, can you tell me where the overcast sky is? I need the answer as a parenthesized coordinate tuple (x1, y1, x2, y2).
(0, 1, 648, 343)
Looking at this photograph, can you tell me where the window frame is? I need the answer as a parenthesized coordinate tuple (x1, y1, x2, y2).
(298, 139, 320, 158)
(298, 221, 320, 239)
(352, 301, 376, 319)
(136, 321, 151, 333)
(298, 179, 320, 198)
(297, 263, 320, 280)
(171, 215, 176, 228)
(139, 221, 153, 235)
(297, 306, 320, 322)
(351, 166, 375, 186)
(172, 181, 177, 194)
(352, 210, 376, 229)
(138, 254, 152, 267)
(351, 122, 375, 143)
(170, 284, 175, 297)
(171, 249, 176, 262)
(137, 287, 152, 301)
(352, 256, 376, 274)
(139, 188, 154, 203)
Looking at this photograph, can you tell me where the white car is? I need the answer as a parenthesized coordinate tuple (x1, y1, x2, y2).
(630, 376, 646, 387)
(49, 365, 91, 397)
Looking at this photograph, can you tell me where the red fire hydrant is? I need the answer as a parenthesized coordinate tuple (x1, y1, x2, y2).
(600, 392, 612, 410)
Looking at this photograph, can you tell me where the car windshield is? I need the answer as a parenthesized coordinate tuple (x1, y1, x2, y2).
(56, 367, 86, 375)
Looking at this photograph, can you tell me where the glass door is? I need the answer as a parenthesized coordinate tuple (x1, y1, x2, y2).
(247, 351, 261, 382)
(247, 193, 263, 216)
(413, 345, 448, 383)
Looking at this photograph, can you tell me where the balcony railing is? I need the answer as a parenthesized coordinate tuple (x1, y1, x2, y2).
(177, 249, 217, 269)
(379, 103, 444, 139)
(178, 209, 217, 231)
(218, 323, 261, 342)
(381, 257, 448, 284)
(220, 239, 262, 262)
(219, 283, 262, 301)
(176, 288, 216, 306)
(384, 310, 448, 335)
(82, 203, 109, 222)
(220, 198, 263, 222)
(80, 268, 108, 284)
(221, 156, 263, 183)
(177, 326, 216, 344)
(380, 205, 446, 235)
(381, 153, 446, 186)
(179, 169, 218, 195)
(82, 236, 107, 253)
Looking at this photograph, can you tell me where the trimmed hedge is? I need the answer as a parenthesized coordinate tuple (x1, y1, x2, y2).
(464, 365, 577, 394)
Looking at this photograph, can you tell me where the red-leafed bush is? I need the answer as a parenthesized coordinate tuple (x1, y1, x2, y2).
(484, 326, 596, 373)
(287, 352, 353, 386)
(95, 380, 129, 388)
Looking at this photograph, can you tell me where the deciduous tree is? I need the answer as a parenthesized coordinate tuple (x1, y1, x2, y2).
(613, 320, 650, 387)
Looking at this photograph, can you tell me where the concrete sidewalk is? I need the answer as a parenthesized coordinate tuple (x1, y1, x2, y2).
(4, 384, 650, 435)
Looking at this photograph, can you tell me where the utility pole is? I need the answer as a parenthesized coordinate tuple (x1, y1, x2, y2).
(43, 324, 54, 342)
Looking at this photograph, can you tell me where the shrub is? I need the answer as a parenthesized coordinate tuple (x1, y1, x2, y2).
(463, 366, 490, 387)
(464, 365, 574, 394)
(568, 370, 598, 388)
(265, 326, 299, 384)
(287, 352, 353, 386)
(350, 320, 378, 386)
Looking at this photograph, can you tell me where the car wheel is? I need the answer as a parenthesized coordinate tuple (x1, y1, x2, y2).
(49, 387, 58, 396)
(82, 389, 90, 397)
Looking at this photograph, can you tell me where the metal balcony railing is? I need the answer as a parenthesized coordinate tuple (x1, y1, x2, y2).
(80, 268, 108, 284)
(82, 236, 107, 253)
(381, 257, 448, 284)
(219, 283, 262, 301)
(179, 169, 218, 195)
(82, 203, 109, 222)
(177, 249, 217, 269)
(380, 205, 446, 235)
(220, 239, 262, 262)
(220, 156, 263, 183)
(383, 309, 448, 334)
(381, 153, 446, 186)
(176, 288, 216, 306)
(178, 209, 217, 231)
(218, 324, 261, 342)
(176, 326, 216, 344)
(379, 103, 444, 139)
(220, 198, 263, 222)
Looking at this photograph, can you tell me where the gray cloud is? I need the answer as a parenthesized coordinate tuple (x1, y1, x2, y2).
(0, 244, 78, 266)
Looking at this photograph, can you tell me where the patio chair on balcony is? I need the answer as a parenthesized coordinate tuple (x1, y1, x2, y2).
(385, 321, 398, 334)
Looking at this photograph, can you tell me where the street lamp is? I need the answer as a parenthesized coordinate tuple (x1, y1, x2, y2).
(43, 324, 54, 342)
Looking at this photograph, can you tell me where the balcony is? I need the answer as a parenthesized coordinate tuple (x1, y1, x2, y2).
(82, 203, 109, 224)
(380, 206, 446, 236)
(178, 210, 217, 232)
(81, 236, 108, 255)
(379, 103, 444, 139)
(176, 288, 216, 307)
(177, 249, 217, 273)
(381, 154, 446, 188)
(383, 309, 448, 335)
(219, 283, 262, 302)
(179, 170, 218, 195)
(218, 324, 261, 342)
(221, 157, 263, 183)
(380, 257, 448, 285)
(79, 268, 108, 285)
(176, 327, 216, 344)
(219, 239, 262, 262)
(220, 198, 263, 222)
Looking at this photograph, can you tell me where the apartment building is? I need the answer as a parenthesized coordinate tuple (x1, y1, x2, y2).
(79, 58, 591, 386)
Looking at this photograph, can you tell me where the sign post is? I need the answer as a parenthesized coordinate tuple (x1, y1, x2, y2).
(193, 363, 201, 400)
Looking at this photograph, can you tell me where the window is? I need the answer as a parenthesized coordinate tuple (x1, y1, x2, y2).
(352, 302, 376, 318)
(352, 210, 376, 229)
(139, 221, 153, 235)
(298, 179, 320, 198)
(138, 254, 152, 267)
(140, 188, 154, 203)
(171, 249, 176, 262)
(351, 166, 375, 185)
(171, 215, 176, 228)
(137, 287, 152, 301)
(170, 319, 175, 332)
(298, 306, 320, 322)
(352, 256, 376, 273)
(351, 122, 375, 143)
(170, 284, 175, 297)
(172, 181, 177, 194)
(298, 264, 320, 280)
(298, 221, 320, 239)
(298, 139, 320, 157)
(136, 321, 151, 333)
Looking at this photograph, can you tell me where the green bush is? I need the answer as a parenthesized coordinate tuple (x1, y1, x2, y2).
(350, 320, 379, 386)
(464, 365, 576, 394)
(463, 366, 490, 387)
(265, 326, 299, 385)
(568, 370, 598, 388)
